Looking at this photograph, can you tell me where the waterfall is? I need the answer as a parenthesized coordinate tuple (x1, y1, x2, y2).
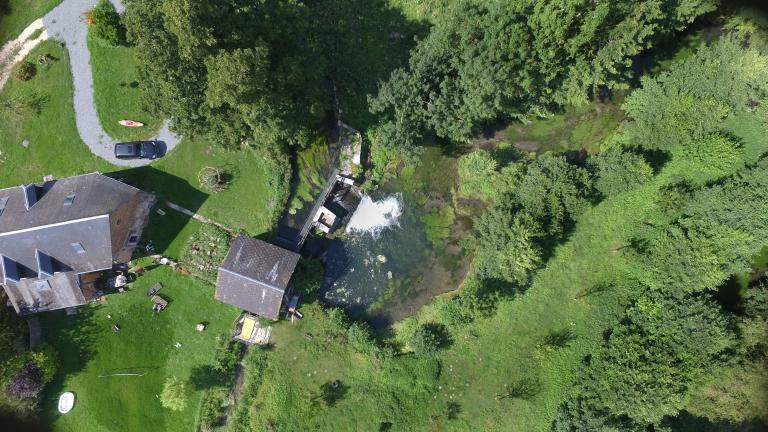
(345, 194, 403, 238)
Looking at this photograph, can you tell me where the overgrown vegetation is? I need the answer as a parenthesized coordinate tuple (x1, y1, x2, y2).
(180, 225, 231, 283)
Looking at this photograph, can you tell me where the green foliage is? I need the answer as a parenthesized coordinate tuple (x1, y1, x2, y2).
(370, 0, 716, 146)
(623, 36, 768, 153)
(180, 225, 231, 283)
(323, 308, 350, 337)
(28, 343, 56, 384)
(457, 149, 498, 199)
(672, 133, 743, 185)
(635, 159, 768, 292)
(292, 258, 325, 296)
(475, 210, 542, 286)
(421, 205, 455, 247)
(160, 376, 188, 411)
(346, 322, 376, 354)
(212, 339, 243, 375)
(579, 291, 736, 424)
(91, 0, 125, 46)
(365, 123, 407, 187)
(13, 61, 35, 81)
(408, 324, 442, 357)
(513, 154, 593, 237)
(589, 147, 652, 198)
(123, 0, 324, 148)
(197, 166, 233, 193)
(471, 154, 592, 285)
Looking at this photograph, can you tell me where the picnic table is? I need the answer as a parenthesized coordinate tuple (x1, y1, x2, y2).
(151, 295, 168, 312)
(146, 283, 163, 296)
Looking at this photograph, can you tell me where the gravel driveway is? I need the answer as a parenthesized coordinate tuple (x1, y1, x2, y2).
(14, 0, 181, 167)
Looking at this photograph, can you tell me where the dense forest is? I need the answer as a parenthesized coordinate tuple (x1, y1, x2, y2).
(2, 0, 768, 430)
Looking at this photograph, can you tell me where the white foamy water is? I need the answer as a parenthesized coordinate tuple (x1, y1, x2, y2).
(345, 194, 403, 238)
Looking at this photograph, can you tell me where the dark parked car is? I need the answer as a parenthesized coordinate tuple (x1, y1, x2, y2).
(114, 141, 159, 160)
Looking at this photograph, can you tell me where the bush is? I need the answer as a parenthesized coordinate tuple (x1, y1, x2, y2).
(14, 61, 36, 81)
(29, 343, 57, 384)
(421, 205, 455, 247)
(292, 258, 324, 296)
(5, 363, 43, 399)
(436, 296, 474, 327)
(458, 149, 498, 199)
(160, 376, 187, 411)
(180, 225, 231, 283)
(347, 322, 376, 354)
(324, 308, 349, 336)
(213, 339, 243, 375)
(90, 0, 125, 45)
(198, 386, 229, 431)
(408, 324, 443, 358)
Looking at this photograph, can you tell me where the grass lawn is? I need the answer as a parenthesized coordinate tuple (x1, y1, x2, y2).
(0, 0, 60, 45)
(411, 109, 768, 431)
(39, 213, 241, 432)
(0, 42, 280, 236)
(88, 33, 162, 141)
(116, 139, 280, 235)
(0, 41, 112, 186)
(225, 302, 440, 431)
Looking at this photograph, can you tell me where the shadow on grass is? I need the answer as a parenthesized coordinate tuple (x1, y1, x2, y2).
(108, 167, 210, 256)
(0, 408, 52, 432)
(39, 307, 99, 424)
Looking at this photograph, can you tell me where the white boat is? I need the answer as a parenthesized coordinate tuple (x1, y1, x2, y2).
(58, 392, 75, 414)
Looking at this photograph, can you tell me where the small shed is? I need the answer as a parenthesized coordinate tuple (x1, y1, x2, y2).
(215, 236, 300, 320)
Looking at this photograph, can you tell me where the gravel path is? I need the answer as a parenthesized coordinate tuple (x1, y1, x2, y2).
(0, 0, 180, 167)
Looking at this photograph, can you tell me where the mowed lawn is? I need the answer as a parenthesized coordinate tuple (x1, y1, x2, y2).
(88, 33, 162, 141)
(0, 0, 61, 45)
(116, 139, 279, 235)
(0, 41, 279, 236)
(40, 261, 241, 432)
(0, 41, 112, 186)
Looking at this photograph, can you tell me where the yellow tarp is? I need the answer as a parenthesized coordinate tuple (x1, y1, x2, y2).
(239, 317, 256, 340)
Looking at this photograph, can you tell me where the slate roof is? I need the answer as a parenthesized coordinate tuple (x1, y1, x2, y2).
(0, 173, 154, 315)
(215, 236, 300, 320)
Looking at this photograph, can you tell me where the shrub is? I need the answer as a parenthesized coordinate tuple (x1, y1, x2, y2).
(458, 149, 498, 199)
(347, 322, 376, 354)
(29, 343, 57, 384)
(408, 324, 442, 358)
(324, 308, 349, 336)
(436, 296, 474, 327)
(213, 339, 243, 375)
(5, 363, 43, 399)
(198, 386, 229, 431)
(421, 205, 455, 247)
(90, 0, 125, 45)
(292, 258, 324, 296)
(180, 225, 231, 283)
(160, 376, 187, 411)
(14, 61, 36, 81)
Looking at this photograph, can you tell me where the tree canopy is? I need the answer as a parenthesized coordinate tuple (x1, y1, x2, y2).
(370, 0, 718, 148)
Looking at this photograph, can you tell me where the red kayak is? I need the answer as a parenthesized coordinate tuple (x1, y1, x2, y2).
(118, 120, 144, 127)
